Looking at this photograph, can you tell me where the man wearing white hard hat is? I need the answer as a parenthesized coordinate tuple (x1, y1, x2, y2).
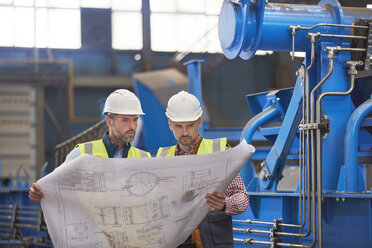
(157, 91, 249, 248)
(29, 89, 150, 202)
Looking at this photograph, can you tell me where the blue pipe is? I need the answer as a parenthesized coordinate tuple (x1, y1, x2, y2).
(184, 60, 205, 136)
(218, 0, 372, 59)
(240, 106, 281, 186)
(345, 98, 372, 192)
(184, 60, 204, 106)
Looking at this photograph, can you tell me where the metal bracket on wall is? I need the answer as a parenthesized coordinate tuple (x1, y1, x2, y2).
(298, 115, 329, 137)
(320, 114, 330, 138)
(270, 219, 281, 248)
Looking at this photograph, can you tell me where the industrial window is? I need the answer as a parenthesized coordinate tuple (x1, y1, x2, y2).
(150, 0, 223, 53)
(111, 0, 143, 50)
(0, 0, 143, 50)
(0, 0, 81, 49)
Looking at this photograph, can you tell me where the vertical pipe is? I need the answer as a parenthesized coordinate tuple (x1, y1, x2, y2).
(315, 62, 356, 247)
(309, 50, 334, 248)
(141, 0, 153, 71)
(184, 60, 205, 136)
(304, 37, 315, 236)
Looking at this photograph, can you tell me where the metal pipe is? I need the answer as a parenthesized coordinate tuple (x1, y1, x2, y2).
(287, 35, 316, 237)
(232, 219, 306, 228)
(315, 69, 355, 246)
(233, 227, 271, 234)
(234, 238, 272, 245)
(271, 36, 316, 237)
(298, 122, 304, 233)
(307, 47, 335, 248)
(276, 231, 311, 237)
(235, 237, 316, 247)
(290, 24, 368, 59)
(345, 98, 372, 192)
(233, 219, 273, 225)
(289, 23, 369, 31)
(307, 32, 368, 40)
(277, 242, 313, 248)
(302, 35, 316, 235)
(324, 46, 367, 52)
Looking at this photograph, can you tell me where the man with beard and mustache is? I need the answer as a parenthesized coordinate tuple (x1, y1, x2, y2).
(157, 91, 249, 248)
(29, 89, 150, 202)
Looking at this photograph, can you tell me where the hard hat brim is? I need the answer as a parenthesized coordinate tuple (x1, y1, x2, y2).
(103, 110, 145, 115)
(165, 111, 202, 122)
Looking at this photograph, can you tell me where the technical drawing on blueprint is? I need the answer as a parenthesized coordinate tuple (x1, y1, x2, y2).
(38, 140, 255, 248)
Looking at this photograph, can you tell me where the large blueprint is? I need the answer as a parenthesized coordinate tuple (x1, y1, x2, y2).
(38, 140, 255, 248)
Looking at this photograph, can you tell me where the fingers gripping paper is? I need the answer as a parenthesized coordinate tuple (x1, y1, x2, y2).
(38, 140, 255, 248)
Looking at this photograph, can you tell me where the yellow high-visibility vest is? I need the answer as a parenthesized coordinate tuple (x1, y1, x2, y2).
(156, 138, 227, 157)
(77, 139, 150, 158)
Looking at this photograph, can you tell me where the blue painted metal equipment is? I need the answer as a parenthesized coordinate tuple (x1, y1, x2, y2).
(0, 164, 52, 247)
(2, 1, 368, 246)
(218, 0, 372, 247)
(344, 98, 372, 192)
(218, 0, 372, 59)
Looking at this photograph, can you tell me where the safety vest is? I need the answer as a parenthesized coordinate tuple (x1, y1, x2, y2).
(77, 139, 150, 158)
(156, 137, 227, 157)
(157, 137, 232, 248)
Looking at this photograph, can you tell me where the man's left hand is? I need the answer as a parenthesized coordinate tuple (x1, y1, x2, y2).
(205, 192, 226, 212)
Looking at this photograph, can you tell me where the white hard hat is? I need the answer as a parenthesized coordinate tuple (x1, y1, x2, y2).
(165, 91, 203, 122)
(102, 89, 145, 115)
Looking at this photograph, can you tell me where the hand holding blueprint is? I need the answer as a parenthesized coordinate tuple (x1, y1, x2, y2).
(38, 140, 255, 248)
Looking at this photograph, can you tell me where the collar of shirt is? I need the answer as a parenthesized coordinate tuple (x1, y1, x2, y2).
(176, 134, 201, 156)
(102, 132, 131, 158)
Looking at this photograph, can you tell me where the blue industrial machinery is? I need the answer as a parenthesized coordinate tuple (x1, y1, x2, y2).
(217, 0, 372, 247)
(1, 1, 371, 247)
(0, 162, 52, 247)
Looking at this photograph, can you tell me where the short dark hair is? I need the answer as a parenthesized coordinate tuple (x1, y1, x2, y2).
(106, 113, 116, 120)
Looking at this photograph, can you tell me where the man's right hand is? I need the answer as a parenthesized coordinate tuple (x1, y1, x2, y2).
(29, 183, 43, 202)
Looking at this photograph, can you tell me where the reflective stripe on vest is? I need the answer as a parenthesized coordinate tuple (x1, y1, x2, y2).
(128, 147, 151, 158)
(156, 138, 227, 157)
(157, 146, 174, 157)
(78, 139, 150, 158)
(78, 140, 109, 158)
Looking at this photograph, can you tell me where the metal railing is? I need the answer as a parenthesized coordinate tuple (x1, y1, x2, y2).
(54, 119, 107, 166)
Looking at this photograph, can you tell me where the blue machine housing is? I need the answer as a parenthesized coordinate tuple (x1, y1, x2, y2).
(217, 0, 372, 247)
(1, 1, 371, 247)
(0, 162, 52, 247)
